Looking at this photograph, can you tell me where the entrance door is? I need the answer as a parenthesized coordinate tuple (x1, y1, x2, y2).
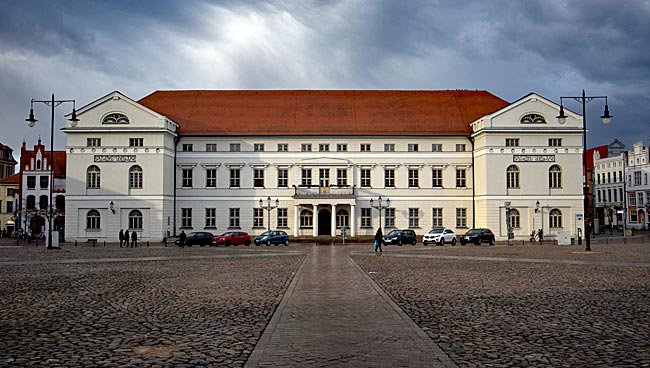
(318, 209, 331, 236)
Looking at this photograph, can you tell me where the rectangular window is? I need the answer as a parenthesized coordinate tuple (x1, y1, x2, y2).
(277, 208, 288, 228)
(337, 168, 348, 186)
(548, 138, 563, 147)
(408, 169, 419, 188)
(384, 208, 395, 228)
(205, 208, 216, 228)
(432, 144, 442, 152)
(360, 169, 371, 188)
(456, 208, 467, 228)
(27, 176, 35, 189)
(40, 176, 49, 189)
(206, 143, 217, 152)
(432, 208, 443, 227)
(181, 208, 192, 228)
(229, 208, 240, 228)
(319, 168, 330, 188)
(456, 144, 466, 152)
(87, 138, 101, 147)
(230, 143, 241, 152)
(277, 168, 288, 188)
(319, 144, 329, 152)
(361, 208, 372, 228)
(360, 144, 371, 152)
(432, 169, 443, 187)
(254, 143, 265, 152)
(456, 169, 467, 188)
(301, 144, 312, 152)
(254, 168, 265, 188)
(505, 138, 519, 147)
(408, 143, 419, 152)
(301, 168, 312, 186)
(384, 143, 395, 152)
(337, 144, 348, 152)
(230, 169, 240, 188)
(206, 169, 217, 188)
(409, 208, 419, 228)
(6, 201, 12, 214)
(277, 143, 288, 152)
(385, 168, 395, 188)
(130, 138, 144, 147)
(182, 169, 193, 188)
(634, 171, 642, 185)
(182, 143, 193, 152)
(253, 208, 264, 228)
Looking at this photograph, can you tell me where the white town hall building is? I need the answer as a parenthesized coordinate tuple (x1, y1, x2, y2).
(63, 90, 584, 243)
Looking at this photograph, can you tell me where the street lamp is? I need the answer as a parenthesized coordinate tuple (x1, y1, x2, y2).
(370, 196, 390, 230)
(259, 197, 279, 231)
(558, 90, 612, 252)
(25, 94, 78, 249)
(110, 201, 115, 214)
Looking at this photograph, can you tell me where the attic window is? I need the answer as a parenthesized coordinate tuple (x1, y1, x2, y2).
(520, 113, 546, 124)
(102, 113, 130, 124)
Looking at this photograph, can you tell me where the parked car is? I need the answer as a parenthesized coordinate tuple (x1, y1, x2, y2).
(212, 231, 251, 246)
(254, 230, 290, 246)
(176, 231, 214, 247)
(423, 227, 456, 246)
(383, 229, 417, 246)
(460, 228, 495, 245)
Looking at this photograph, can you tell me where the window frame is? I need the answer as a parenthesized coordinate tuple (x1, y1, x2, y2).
(456, 168, 467, 188)
(129, 165, 143, 189)
(230, 168, 241, 188)
(229, 208, 241, 228)
(205, 208, 216, 228)
(384, 168, 395, 188)
(87, 165, 101, 189)
(408, 208, 419, 228)
(129, 138, 144, 147)
(86, 210, 101, 230)
(181, 168, 193, 188)
(360, 168, 371, 188)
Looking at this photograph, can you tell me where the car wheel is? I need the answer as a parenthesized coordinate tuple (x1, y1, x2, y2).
(285, 240, 289, 246)
(225, 241, 230, 247)
(266, 240, 271, 246)
(489, 238, 495, 246)
(398, 240, 402, 246)
(439, 239, 444, 246)
(245, 240, 251, 246)
(412, 239, 416, 246)
(451, 238, 456, 246)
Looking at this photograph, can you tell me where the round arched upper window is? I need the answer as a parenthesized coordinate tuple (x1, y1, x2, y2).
(102, 113, 130, 124)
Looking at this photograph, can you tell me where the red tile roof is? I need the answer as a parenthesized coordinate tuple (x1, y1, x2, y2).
(138, 90, 509, 136)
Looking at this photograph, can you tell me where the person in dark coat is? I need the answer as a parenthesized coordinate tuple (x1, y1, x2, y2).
(119, 229, 124, 247)
(374, 228, 383, 253)
(131, 231, 137, 247)
(124, 229, 130, 247)
(179, 230, 187, 248)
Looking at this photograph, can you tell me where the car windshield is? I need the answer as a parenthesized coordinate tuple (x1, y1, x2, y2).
(466, 229, 481, 235)
(188, 232, 200, 237)
(259, 231, 271, 237)
(220, 232, 233, 237)
(428, 228, 443, 234)
(386, 230, 400, 237)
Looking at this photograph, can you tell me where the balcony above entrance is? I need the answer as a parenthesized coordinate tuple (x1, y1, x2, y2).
(293, 185, 356, 199)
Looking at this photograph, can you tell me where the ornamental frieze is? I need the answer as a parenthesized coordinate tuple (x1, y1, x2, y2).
(513, 155, 555, 162)
(94, 155, 136, 163)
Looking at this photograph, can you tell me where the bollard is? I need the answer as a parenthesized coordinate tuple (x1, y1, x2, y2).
(147, 241, 149, 247)
(103, 241, 106, 247)
(164, 238, 167, 247)
(75, 239, 77, 247)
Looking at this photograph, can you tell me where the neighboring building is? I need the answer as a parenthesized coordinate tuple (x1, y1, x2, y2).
(0, 142, 17, 179)
(593, 143, 625, 232)
(64, 90, 585, 243)
(16, 139, 67, 240)
(0, 173, 19, 237)
(585, 145, 608, 230)
(626, 141, 649, 229)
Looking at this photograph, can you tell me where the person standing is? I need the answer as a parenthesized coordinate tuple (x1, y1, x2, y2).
(124, 229, 130, 247)
(131, 231, 137, 247)
(179, 230, 187, 248)
(374, 228, 383, 253)
(119, 229, 124, 248)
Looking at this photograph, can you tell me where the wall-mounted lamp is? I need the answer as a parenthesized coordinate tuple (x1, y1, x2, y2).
(110, 201, 115, 214)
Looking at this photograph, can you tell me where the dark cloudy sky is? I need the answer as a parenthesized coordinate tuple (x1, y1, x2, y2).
(1, 0, 648, 158)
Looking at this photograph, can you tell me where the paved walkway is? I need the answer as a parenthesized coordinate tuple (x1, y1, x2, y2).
(246, 246, 456, 367)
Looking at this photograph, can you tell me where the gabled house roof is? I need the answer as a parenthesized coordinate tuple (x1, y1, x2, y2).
(138, 90, 509, 136)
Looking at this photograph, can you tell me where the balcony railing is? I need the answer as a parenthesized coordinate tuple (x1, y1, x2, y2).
(293, 185, 356, 198)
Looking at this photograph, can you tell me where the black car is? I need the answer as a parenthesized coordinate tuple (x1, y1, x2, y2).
(176, 231, 214, 247)
(383, 229, 417, 246)
(460, 228, 495, 245)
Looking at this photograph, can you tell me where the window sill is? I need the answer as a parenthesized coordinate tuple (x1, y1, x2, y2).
(180, 227, 193, 230)
(277, 226, 290, 229)
(360, 226, 373, 229)
(227, 226, 241, 230)
(408, 227, 421, 229)
(252, 226, 265, 229)
(300, 227, 313, 229)
(456, 226, 469, 229)
(204, 226, 217, 229)
(86, 228, 101, 232)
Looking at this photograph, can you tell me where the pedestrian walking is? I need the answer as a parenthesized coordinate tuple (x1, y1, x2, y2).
(124, 229, 130, 247)
(119, 229, 124, 247)
(179, 230, 187, 248)
(131, 231, 137, 247)
(374, 228, 383, 253)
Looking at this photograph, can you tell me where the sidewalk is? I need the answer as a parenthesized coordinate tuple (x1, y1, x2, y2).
(246, 246, 456, 367)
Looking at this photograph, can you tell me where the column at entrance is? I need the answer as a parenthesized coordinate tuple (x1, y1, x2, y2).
(293, 205, 299, 237)
(351, 204, 357, 237)
(312, 204, 318, 237)
(331, 204, 337, 237)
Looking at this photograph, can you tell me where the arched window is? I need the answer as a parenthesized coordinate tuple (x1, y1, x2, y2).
(129, 165, 143, 189)
(549, 209, 562, 228)
(36, 159, 41, 169)
(336, 209, 349, 228)
(86, 210, 100, 229)
(520, 113, 546, 124)
(300, 209, 313, 228)
(26, 195, 35, 210)
(549, 165, 562, 188)
(87, 165, 101, 189)
(509, 209, 520, 228)
(129, 210, 143, 230)
(39, 195, 48, 210)
(102, 113, 130, 124)
(55, 195, 65, 211)
(506, 165, 520, 189)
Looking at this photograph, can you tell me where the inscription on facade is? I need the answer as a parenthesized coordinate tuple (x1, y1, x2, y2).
(513, 155, 555, 162)
(94, 155, 136, 163)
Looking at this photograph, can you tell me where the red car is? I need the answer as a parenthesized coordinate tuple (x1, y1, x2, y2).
(212, 231, 251, 246)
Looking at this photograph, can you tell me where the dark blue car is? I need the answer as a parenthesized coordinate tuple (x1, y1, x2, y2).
(254, 230, 290, 246)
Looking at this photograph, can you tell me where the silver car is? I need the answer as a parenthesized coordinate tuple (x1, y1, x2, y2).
(423, 227, 456, 246)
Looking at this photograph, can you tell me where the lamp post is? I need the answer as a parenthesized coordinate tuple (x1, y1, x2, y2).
(533, 200, 540, 238)
(25, 94, 78, 249)
(557, 90, 612, 251)
(259, 197, 279, 231)
(370, 196, 390, 231)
